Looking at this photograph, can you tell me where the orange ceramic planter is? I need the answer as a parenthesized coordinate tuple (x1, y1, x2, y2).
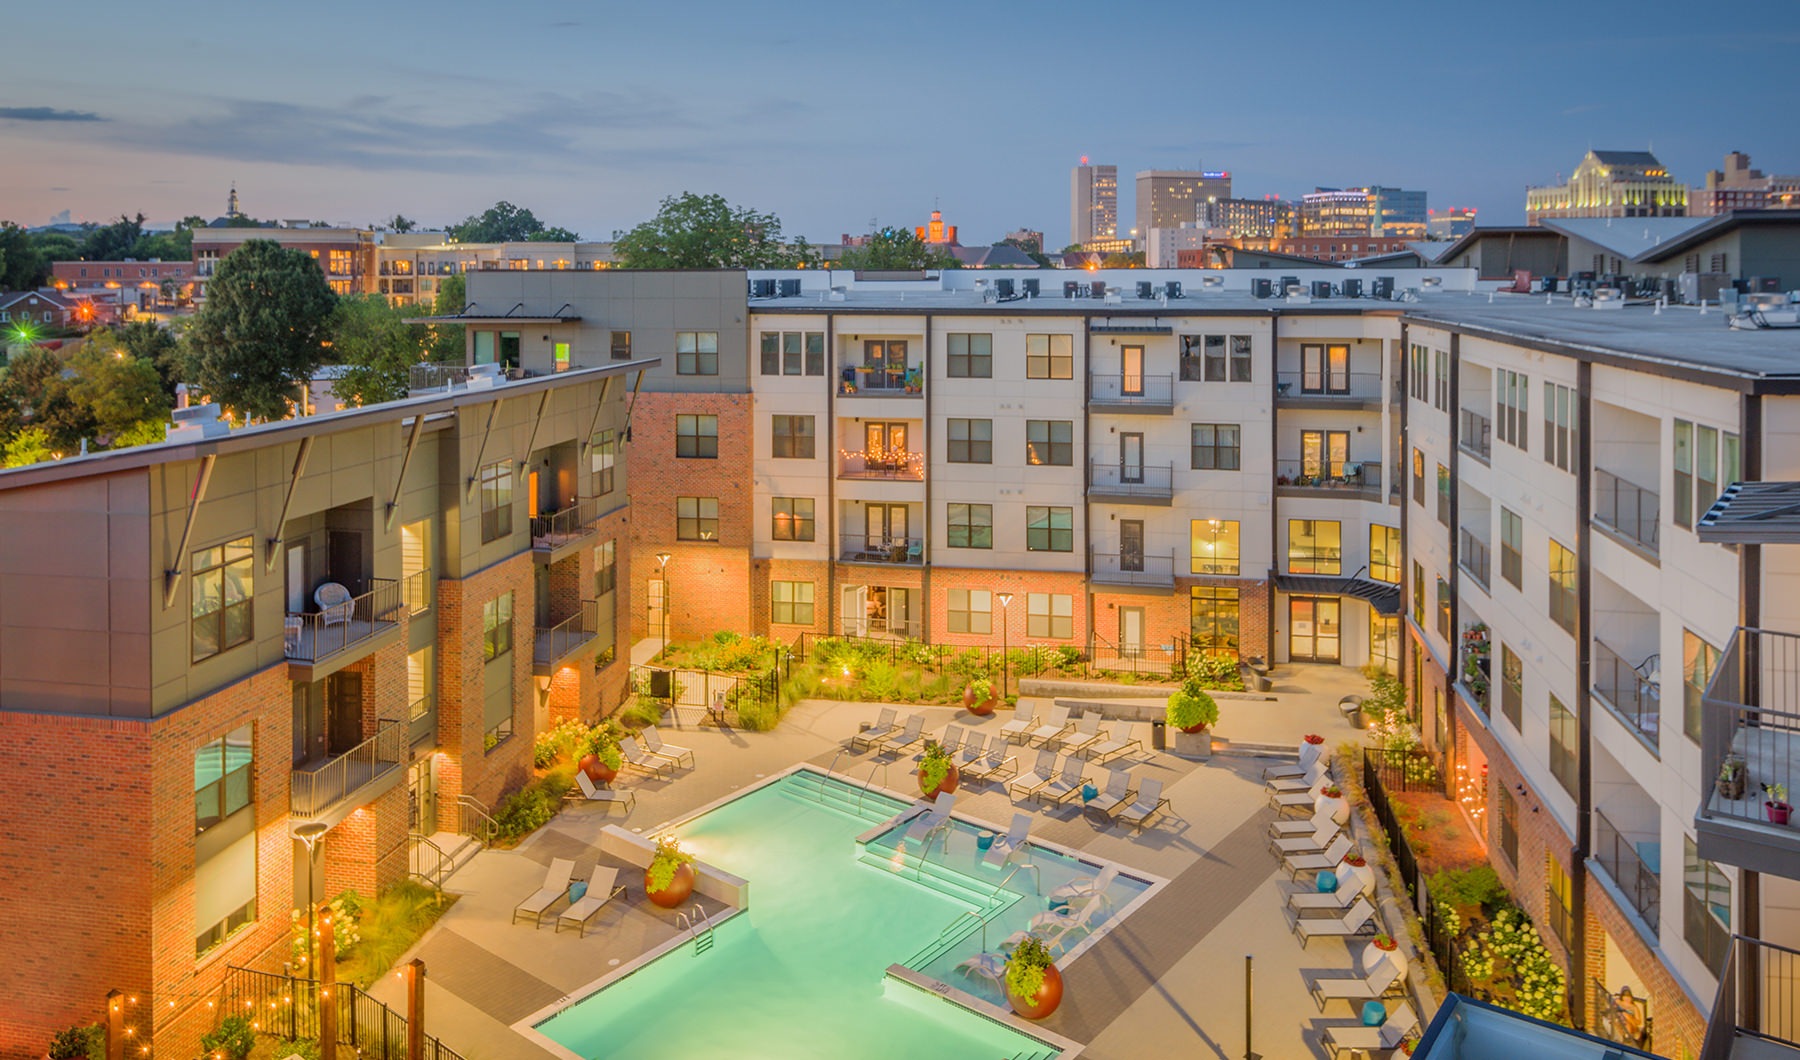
(1007, 963, 1063, 1019)
(646, 862, 695, 909)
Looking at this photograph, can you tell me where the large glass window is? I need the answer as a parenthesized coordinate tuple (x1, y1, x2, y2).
(1190, 586, 1240, 658)
(479, 461, 513, 543)
(1188, 334, 1253, 382)
(1697, 424, 1719, 522)
(610, 330, 632, 361)
(594, 540, 616, 596)
(1501, 643, 1523, 730)
(1412, 448, 1425, 505)
(1288, 520, 1341, 575)
(947, 589, 992, 635)
(1437, 464, 1451, 526)
(194, 723, 254, 832)
(1684, 629, 1721, 744)
(1301, 429, 1349, 480)
(947, 333, 993, 378)
(760, 331, 825, 375)
(1190, 519, 1239, 576)
(1025, 334, 1073, 379)
(676, 331, 718, 375)
(770, 415, 815, 459)
(771, 581, 815, 625)
(676, 414, 718, 458)
(1549, 694, 1578, 797)
(1548, 538, 1577, 635)
(1497, 368, 1529, 451)
(1543, 382, 1576, 472)
(677, 496, 719, 541)
(1027, 593, 1073, 639)
(1191, 423, 1241, 470)
(1370, 525, 1401, 583)
(192, 537, 254, 662)
(1300, 343, 1350, 394)
(1025, 420, 1073, 466)
(1547, 852, 1576, 951)
(1436, 577, 1452, 640)
(771, 497, 814, 541)
(947, 503, 993, 549)
(1684, 836, 1731, 973)
(947, 418, 992, 464)
(481, 592, 513, 661)
(590, 429, 616, 494)
(1500, 508, 1522, 588)
(1674, 419, 1694, 529)
(1498, 787, 1519, 866)
(1026, 506, 1074, 552)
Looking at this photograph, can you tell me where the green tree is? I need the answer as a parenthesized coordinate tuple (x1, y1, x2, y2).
(388, 214, 417, 233)
(0, 223, 49, 289)
(428, 273, 467, 361)
(327, 294, 429, 407)
(3, 426, 55, 467)
(1101, 251, 1146, 268)
(65, 343, 170, 444)
(0, 346, 91, 451)
(838, 228, 961, 271)
(613, 192, 815, 269)
(449, 201, 578, 243)
(78, 214, 146, 261)
(185, 240, 337, 422)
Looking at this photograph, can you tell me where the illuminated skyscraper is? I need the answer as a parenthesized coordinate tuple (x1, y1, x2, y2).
(1070, 160, 1118, 248)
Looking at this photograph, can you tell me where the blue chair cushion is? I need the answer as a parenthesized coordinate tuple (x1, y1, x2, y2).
(569, 880, 588, 902)
(1081, 784, 1099, 802)
(1362, 1000, 1387, 1026)
(1317, 870, 1339, 893)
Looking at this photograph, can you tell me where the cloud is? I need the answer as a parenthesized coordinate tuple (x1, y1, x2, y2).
(0, 105, 105, 122)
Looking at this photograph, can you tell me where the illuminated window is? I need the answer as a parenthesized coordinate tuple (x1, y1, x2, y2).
(1026, 420, 1073, 466)
(481, 593, 513, 661)
(1288, 520, 1341, 575)
(1190, 519, 1239, 576)
(1369, 525, 1400, 583)
(771, 497, 814, 541)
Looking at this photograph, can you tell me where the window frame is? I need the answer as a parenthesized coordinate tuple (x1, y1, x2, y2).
(1287, 519, 1342, 575)
(770, 414, 816, 460)
(1026, 505, 1075, 552)
(481, 592, 514, 662)
(191, 537, 254, 663)
(1190, 519, 1240, 576)
(947, 418, 993, 464)
(590, 429, 616, 494)
(946, 332, 993, 378)
(1548, 538, 1577, 635)
(1549, 693, 1578, 797)
(947, 502, 994, 549)
(675, 413, 719, 459)
(193, 723, 254, 833)
(1025, 420, 1074, 466)
(1500, 508, 1523, 588)
(1191, 423, 1241, 470)
(676, 330, 719, 375)
(1370, 525, 1400, 583)
(947, 588, 993, 635)
(771, 497, 815, 542)
(1025, 333, 1074, 380)
(1026, 592, 1074, 639)
(479, 461, 514, 543)
(677, 496, 720, 541)
(771, 580, 815, 625)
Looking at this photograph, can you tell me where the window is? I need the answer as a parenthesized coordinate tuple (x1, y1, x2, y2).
(1435, 350, 1450, 412)
(479, 461, 513, 543)
(947, 418, 993, 463)
(482, 593, 513, 661)
(1500, 508, 1522, 588)
(770, 415, 815, 459)
(1412, 562, 1425, 625)
(194, 724, 254, 832)
(590, 430, 616, 494)
(408, 646, 434, 721)
(1184, 333, 1254, 382)
(677, 497, 719, 541)
(1674, 420, 1694, 528)
(947, 589, 992, 635)
(1300, 343, 1349, 394)
(1548, 538, 1577, 635)
(1498, 787, 1519, 867)
(1436, 577, 1452, 641)
(1229, 335, 1253, 381)
(1027, 506, 1074, 552)
(1547, 853, 1576, 951)
(1190, 519, 1239, 575)
(1409, 344, 1430, 401)
(1363, 525, 1398, 583)
(191, 537, 253, 662)
(676, 414, 718, 458)
(1683, 629, 1721, 744)
(553, 341, 570, 370)
(594, 540, 616, 596)
(1437, 464, 1451, 526)
(760, 331, 825, 375)
(1191, 424, 1241, 470)
(1697, 423, 1719, 524)
(610, 330, 632, 360)
(1723, 431, 1741, 495)
(947, 503, 993, 549)
(1501, 644, 1523, 730)
(1027, 593, 1074, 639)
(1684, 836, 1731, 973)
(1412, 448, 1425, 505)
(1497, 369, 1529, 451)
(947, 333, 993, 378)
(804, 332, 825, 376)
(771, 497, 815, 541)
(1542, 382, 1576, 472)
(1288, 520, 1341, 575)
(772, 581, 815, 625)
(1549, 694, 1578, 797)
(1191, 586, 1240, 657)
(1026, 420, 1074, 466)
(676, 331, 718, 375)
(194, 845, 257, 958)
(1026, 334, 1074, 379)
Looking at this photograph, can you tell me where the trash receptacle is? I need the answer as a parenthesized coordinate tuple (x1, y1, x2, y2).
(1151, 720, 1167, 750)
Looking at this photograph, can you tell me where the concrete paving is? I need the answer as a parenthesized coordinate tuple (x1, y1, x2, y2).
(371, 658, 1404, 1059)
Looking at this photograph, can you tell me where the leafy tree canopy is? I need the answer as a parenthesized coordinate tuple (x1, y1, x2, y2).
(838, 228, 961, 271)
(449, 201, 579, 243)
(428, 274, 467, 362)
(326, 294, 430, 407)
(87, 321, 183, 399)
(185, 239, 337, 422)
(1101, 251, 1146, 269)
(0, 222, 48, 290)
(613, 192, 818, 269)
(65, 342, 170, 443)
(388, 214, 416, 233)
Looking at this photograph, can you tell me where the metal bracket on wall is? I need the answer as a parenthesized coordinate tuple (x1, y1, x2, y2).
(163, 454, 217, 607)
(619, 370, 646, 447)
(384, 414, 425, 532)
(579, 377, 617, 454)
(516, 390, 551, 472)
(465, 398, 505, 503)
(264, 437, 315, 572)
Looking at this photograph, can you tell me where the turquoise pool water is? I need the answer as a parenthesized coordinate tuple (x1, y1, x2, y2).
(534, 771, 1145, 1059)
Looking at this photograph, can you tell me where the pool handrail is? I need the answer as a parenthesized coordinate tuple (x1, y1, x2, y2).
(857, 759, 890, 814)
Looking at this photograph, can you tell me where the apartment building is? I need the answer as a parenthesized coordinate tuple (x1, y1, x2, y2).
(0, 364, 640, 1054)
(192, 225, 376, 300)
(375, 234, 618, 307)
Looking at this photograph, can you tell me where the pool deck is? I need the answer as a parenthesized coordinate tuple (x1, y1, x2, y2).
(371, 662, 1398, 1059)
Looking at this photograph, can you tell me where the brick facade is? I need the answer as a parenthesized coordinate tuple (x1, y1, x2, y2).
(434, 553, 536, 820)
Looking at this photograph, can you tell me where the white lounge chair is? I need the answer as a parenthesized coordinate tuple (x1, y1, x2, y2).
(1027, 705, 1074, 747)
(1048, 864, 1119, 909)
(1270, 821, 1342, 857)
(1086, 722, 1140, 764)
(954, 950, 1009, 991)
(851, 707, 902, 752)
(642, 726, 693, 769)
(905, 794, 956, 844)
(1035, 896, 1108, 955)
(1283, 834, 1354, 879)
(567, 771, 636, 812)
(1264, 745, 1332, 781)
(1116, 776, 1169, 831)
(983, 813, 1032, 868)
(1294, 896, 1376, 946)
(1269, 805, 1336, 838)
(999, 703, 1039, 743)
(512, 857, 576, 927)
(964, 741, 1018, 785)
(1060, 713, 1103, 757)
(1007, 749, 1060, 800)
(620, 736, 675, 778)
(1287, 885, 1367, 912)
(936, 724, 966, 755)
(1321, 1002, 1417, 1057)
(1036, 758, 1088, 806)
(1267, 759, 1330, 794)
(314, 582, 354, 627)
(1083, 768, 1137, 817)
(556, 866, 626, 937)
(882, 714, 929, 757)
(1309, 960, 1403, 1011)
(955, 731, 987, 772)
(1270, 774, 1332, 814)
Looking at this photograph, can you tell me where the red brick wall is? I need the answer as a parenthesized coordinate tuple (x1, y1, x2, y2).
(434, 552, 535, 821)
(1584, 873, 1707, 1056)
(750, 558, 832, 640)
(928, 567, 1089, 646)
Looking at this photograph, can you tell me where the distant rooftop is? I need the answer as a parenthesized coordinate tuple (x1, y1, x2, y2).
(1538, 217, 1711, 259)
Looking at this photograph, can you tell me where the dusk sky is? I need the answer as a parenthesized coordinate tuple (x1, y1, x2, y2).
(3, 0, 1795, 245)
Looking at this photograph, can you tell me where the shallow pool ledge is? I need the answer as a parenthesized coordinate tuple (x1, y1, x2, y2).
(598, 824, 752, 908)
(884, 964, 1084, 1058)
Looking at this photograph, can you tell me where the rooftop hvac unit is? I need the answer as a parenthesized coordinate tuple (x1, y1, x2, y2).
(1279, 275, 1300, 295)
(1064, 281, 1081, 299)
(1165, 281, 1184, 298)
(995, 278, 1015, 298)
(1311, 281, 1333, 299)
(1090, 281, 1107, 299)
(1022, 278, 1040, 297)
(1750, 276, 1784, 293)
(777, 278, 801, 298)
(1371, 277, 1394, 300)
(1136, 281, 1154, 299)
(750, 278, 776, 298)
(1252, 277, 1273, 299)
(1677, 272, 1730, 305)
(1341, 278, 1363, 299)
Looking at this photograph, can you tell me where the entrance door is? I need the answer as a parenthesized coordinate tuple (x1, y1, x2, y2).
(867, 504, 910, 553)
(1288, 597, 1342, 663)
(646, 577, 666, 641)
(1300, 430, 1351, 480)
(408, 758, 436, 834)
(888, 588, 912, 638)
(865, 422, 909, 471)
(327, 671, 364, 756)
(286, 542, 309, 615)
(840, 584, 869, 636)
(1121, 345, 1145, 396)
(328, 530, 364, 595)
(1120, 519, 1145, 572)
(1120, 433, 1145, 484)
(1119, 607, 1146, 658)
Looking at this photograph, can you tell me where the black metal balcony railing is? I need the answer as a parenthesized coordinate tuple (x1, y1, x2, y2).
(1090, 548, 1177, 588)
(1274, 370, 1385, 402)
(1700, 935, 1800, 1060)
(839, 534, 922, 564)
(285, 579, 402, 663)
(404, 567, 432, 616)
(1459, 408, 1492, 460)
(1089, 372, 1175, 408)
(1087, 460, 1175, 500)
(1701, 628, 1800, 828)
(1275, 459, 1383, 494)
(531, 498, 600, 551)
(1593, 808, 1661, 935)
(1458, 528, 1492, 589)
(838, 365, 921, 396)
(1593, 638, 1661, 748)
(1595, 468, 1661, 555)
(534, 600, 600, 669)
(291, 722, 406, 819)
(838, 451, 925, 480)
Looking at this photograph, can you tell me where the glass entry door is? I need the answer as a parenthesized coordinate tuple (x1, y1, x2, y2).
(1288, 597, 1341, 662)
(1119, 607, 1146, 657)
(1121, 345, 1145, 396)
(1121, 433, 1145, 484)
(1120, 519, 1145, 572)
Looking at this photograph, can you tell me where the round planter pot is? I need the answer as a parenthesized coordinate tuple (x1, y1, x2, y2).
(1336, 858, 1376, 899)
(1007, 963, 1064, 1020)
(966, 694, 996, 717)
(1298, 740, 1326, 772)
(920, 763, 960, 801)
(1362, 939, 1408, 980)
(645, 862, 696, 909)
(579, 754, 618, 785)
(1179, 722, 1209, 735)
(1316, 792, 1349, 826)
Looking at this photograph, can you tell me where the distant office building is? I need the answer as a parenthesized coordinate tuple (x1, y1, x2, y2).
(1368, 186, 1427, 237)
(1276, 234, 1416, 263)
(1080, 236, 1139, 256)
(193, 224, 376, 300)
(914, 210, 960, 246)
(1003, 228, 1046, 254)
(1690, 151, 1800, 215)
(52, 258, 195, 309)
(1426, 208, 1478, 241)
(1135, 169, 1232, 235)
(1145, 224, 1210, 268)
(1301, 186, 1428, 237)
(1525, 149, 1687, 224)
(1198, 197, 1295, 240)
(1070, 161, 1118, 247)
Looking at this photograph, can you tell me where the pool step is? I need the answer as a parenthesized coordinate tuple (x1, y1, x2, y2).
(778, 773, 901, 824)
(856, 841, 1020, 910)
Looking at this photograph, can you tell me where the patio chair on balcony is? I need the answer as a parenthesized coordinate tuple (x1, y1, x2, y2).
(512, 857, 576, 927)
(556, 866, 627, 937)
(315, 582, 354, 627)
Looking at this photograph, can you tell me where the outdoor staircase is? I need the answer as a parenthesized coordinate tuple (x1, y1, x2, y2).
(409, 831, 482, 889)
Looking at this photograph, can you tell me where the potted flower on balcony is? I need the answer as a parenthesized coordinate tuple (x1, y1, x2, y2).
(578, 722, 623, 785)
(645, 835, 696, 909)
(1717, 755, 1748, 801)
(918, 740, 959, 800)
(963, 676, 996, 716)
(1003, 934, 1063, 1019)
(1764, 782, 1792, 826)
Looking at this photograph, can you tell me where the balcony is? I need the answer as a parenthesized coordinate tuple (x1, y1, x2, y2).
(1087, 460, 1174, 505)
(1594, 469, 1660, 558)
(291, 721, 407, 826)
(1274, 370, 1386, 410)
(1697, 628, 1800, 876)
(838, 364, 921, 397)
(839, 534, 922, 565)
(1089, 372, 1174, 414)
(1458, 408, 1492, 462)
(1090, 549, 1177, 592)
(534, 599, 602, 676)
(1458, 529, 1492, 591)
(531, 498, 600, 564)
(838, 449, 924, 481)
(284, 578, 403, 681)
(403, 567, 432, 616)
(1593, 638, 1661, 751)
(1275, 460, 1383, 501)
(1592, 807, 1661, 936)
(1699, 935, 1800, 1060)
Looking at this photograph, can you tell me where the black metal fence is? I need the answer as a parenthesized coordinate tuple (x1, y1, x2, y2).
(1364, 750, 1477, 997)
(1364, 745, 1445, 794)
(217, 965, 465, 1060)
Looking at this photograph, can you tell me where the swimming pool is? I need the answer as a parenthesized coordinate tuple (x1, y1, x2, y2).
(528, 769, 1154, 1060)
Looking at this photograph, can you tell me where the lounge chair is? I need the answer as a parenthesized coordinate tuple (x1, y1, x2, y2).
(1287, 885, 1367, 912)
(936, 724, 966, 756)
(999, 703, 1039, 743)
(566, 771, 637, 813)
(983, 813, 1032, 868)
(1035, 896, 1107, 955)
(1048, 864, 1119, 909)
(1037, 757, 1089, 806)
(850, 707, 901, 752)
(1270, 821, 1342, 857)
(1270, 774, 1332, 814)
(1029, 888, 1113, 937)
(512, 857, 576, 927)
(1027, 705, 1074, 747)
(1085, 722, 1140, 764)
(1266, 760, 1330, 794)
(641, 726, 693, 769)
(882, 714, 929, 757)
(955, 731, 988, 772)
(1269, 805, 1336, 838)
(954, 951, 1007, 989)
(556, 866, 627, 937)
(1007, 749, 1060, 801)
(1309, 960, 1403, 1011)
(1083, 768, 1137, 817)
(620, 736, 675, 778)
(1294, 896, 1376, 946)
(904, 794, 956, 844)
(1283, 834, 1354, 879)
(964, 741, 1018, 785)
(314, 582, 354, 627)
(1264, 745, 1331, 781)
(1060, 713, 1103, 757)
(1321, 1002, 1417, 1057)
(1115, 776, 1169, 831)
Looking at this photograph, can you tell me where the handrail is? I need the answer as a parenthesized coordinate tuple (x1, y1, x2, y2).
(1087, 459, 1175, 495)
(456, 794, 497, 845)
(291, 721, 406, 818)
(823, 751, 847, 792)
(403, 566, 433, 615)
(856, 760, 890, 814)
(534, 599, 600, 666)
(1089, 371, 1175, 405)
(675, 904, 716, 955)
(530, 498, 600, 549)
(993, 860, 1042, 898)
(409, 832, 449, 888)
(284, 578, 403, 662)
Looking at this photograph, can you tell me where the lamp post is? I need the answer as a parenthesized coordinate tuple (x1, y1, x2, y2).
(654, 551, 672, 652)
(294, 821, 329, 979)
(996, 592, 1014, 701)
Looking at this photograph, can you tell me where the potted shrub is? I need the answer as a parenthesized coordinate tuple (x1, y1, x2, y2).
(578, 722, 623, 785)
(1166, 677, 1220, 733)
(1362, 931, 1409, 981)
(963, 676, 996, 716)
(918, 740, 959, 800)
(645, 835, 696, 909)
(1336, 851, 1375, 898)
(1299, 733, 1327, 771)
(1765, 783, 1792, 826)
(1003, 935, 1063, 1019)
(1316, 784, 1349, 825)
(1717, 755, 1748, 801)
